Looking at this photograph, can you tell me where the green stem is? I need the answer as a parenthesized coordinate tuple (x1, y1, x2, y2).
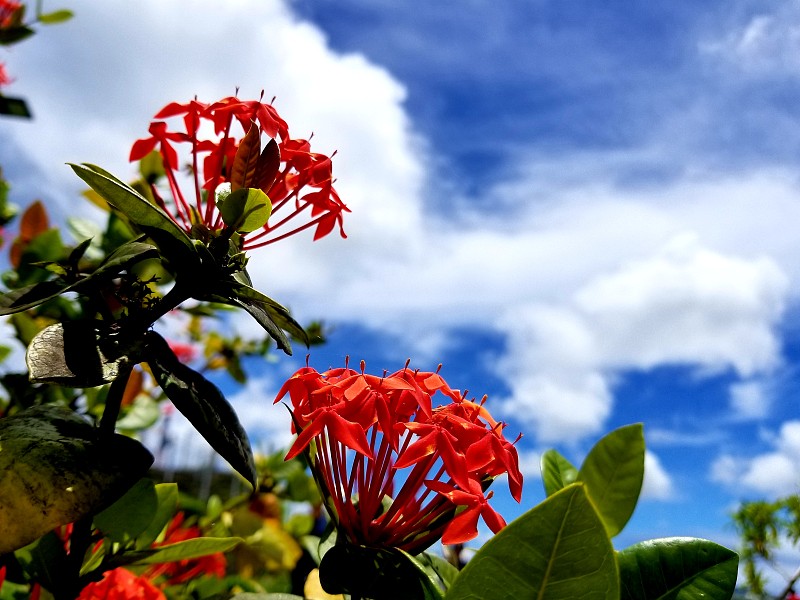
(98, 362, 132, 438)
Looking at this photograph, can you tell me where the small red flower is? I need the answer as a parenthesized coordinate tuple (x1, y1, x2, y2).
(130, 93, 349, 250)
(276, 360, 522, 553)
(77, 568, 165, 600)
(145, 512, 226, 585)
(0, 0, 21, 28)
(0, 63, 12, 88)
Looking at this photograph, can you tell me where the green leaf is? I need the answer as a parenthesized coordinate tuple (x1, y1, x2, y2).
(541, 449, 578, 497)
(222, 280, 307, 354)
(218, 187, 272, 233)
(577, 423, 645, 537)
(115, 394, 161, 432)
(618, 537, 739, 600)
(229, 595, 304, 600)
(0, 25, 34, 44)
(93, 477, 158, 544)
(445, 483, 618, 600)
(0, 405, 154, 554)
(0, 240, 157, 316)
(135, 483, 179, 549)
(37, 9, 74, 23)
(144, 331, 257, 488)
(26, 322, 129, 386)
(319, 543, 445, 600)
(15, 532, 70, 593)
(130, 536, 243, 564)
(69, 163, 200, 270)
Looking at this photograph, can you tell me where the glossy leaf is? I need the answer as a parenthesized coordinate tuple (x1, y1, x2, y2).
(445, 483, 618, 600)
(93, 478, 158, 543)
(578, 423, 645, 537)
(218, 187, 272, 233)
(618, 537, 739, 600)
(541, 448, 578, 497)
(145, 331, 257, 488)
(26, 322, 128, 386)
(70, 163, 200, 270)
(256, 138, 281, 192)
(0, 405, 154, 554)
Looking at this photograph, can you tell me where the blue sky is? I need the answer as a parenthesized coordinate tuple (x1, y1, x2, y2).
(4, 0, 800, 587)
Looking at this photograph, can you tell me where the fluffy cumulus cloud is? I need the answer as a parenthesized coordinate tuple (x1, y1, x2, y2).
(711, 421, 800, 496)
(641, 450, 675, 501)
(494, 232, 787, 442)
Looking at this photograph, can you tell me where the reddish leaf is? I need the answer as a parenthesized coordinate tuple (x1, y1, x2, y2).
(255, 138, 280, 193)
(19, 201, 49, 241)
(230, 122, 261, 192)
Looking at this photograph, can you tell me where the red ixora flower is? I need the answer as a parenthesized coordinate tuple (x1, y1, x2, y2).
(77, 568, 165, 600)
(145, 512, 226, 585)
(0, 62, 13, 88)
(130, 93, 349, 250)
(0, 0, 21, 29)
(275, 360, 523, 553)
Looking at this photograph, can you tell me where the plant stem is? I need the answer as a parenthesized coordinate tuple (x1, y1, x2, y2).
(98, 362, 132, 438)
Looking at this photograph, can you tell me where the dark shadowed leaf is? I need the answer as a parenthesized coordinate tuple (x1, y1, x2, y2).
(26, 322, 129, 386)
(256, 138, 280, 192)
(445, 484, 618, 600)
(618, 537, 739, 600)
(93, 477, 159, 544)
(320, 543, 444, 600)
(541, 448, 578, 497)
(577, 423, 645, 538)
(144, 331, 257, 488)
(0, 405, 153, 554)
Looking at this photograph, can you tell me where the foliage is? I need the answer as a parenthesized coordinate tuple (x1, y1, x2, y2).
(0, 4, 742, 599)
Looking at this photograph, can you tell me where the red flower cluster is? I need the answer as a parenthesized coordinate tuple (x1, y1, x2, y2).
(145, 512, 226, 584)
(77, 569, 165, 600)
(276, 360, 522, 553)
(0, 0, 21, 28)
(130, 94, 349, 250)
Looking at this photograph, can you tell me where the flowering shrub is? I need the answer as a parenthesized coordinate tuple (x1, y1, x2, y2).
(130, 95, 348, 249)
(277, 361, 522, 553)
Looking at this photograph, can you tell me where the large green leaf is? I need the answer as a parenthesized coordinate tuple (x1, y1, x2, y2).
(144, 331, 257, 488)
(541, 449, 578, 497)
(135, 482, 178, 550)
(577, 423, 645, 537)
(218, 188, 272, 233)
(69, 163, 200, 271)
(618, 537, 739, 600)
(0, 405, 154, 554)
(127, 536, 243, 565)
(93, 477, 159, 544)
(445, 484, 618, 600)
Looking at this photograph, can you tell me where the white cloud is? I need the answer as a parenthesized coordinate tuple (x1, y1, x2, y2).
(729, 379, 772, 420)
(0, 0, 797, 453)
(641, 450, 675, 501)
(710, 421, 800, 497)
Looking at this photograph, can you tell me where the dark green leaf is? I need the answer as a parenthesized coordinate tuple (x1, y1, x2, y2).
(93, 477, 158, 543)
(541, 448, 578, 497)
(618, 537, 739, 600)
(0, 280, 74, 315)
(577, 423, 645, 537)
(445, 484, 618, 600)
(69, 163, 200, 270)
(0, 405, 153, 554)
(0, 26, 34, 44)
(15, 532, 70, 592)
(26, 322, 129, 386)
(145, 331, 257, 488)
